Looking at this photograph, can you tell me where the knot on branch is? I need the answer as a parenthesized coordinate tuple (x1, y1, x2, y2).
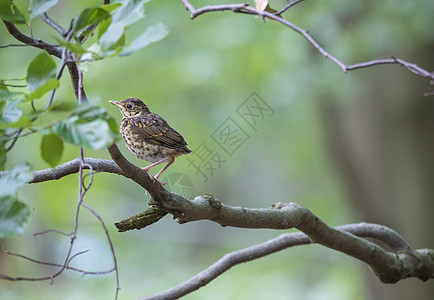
(199, 194, 222, 211)
(398, 248, 434, 282)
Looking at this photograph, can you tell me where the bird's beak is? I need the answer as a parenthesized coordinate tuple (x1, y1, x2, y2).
(109, 100, 124, 111)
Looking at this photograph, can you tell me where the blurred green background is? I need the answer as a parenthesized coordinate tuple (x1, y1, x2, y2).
(1, 0, 434, 299)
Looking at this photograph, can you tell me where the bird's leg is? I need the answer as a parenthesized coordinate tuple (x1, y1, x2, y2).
(154, 157, 175, 184)
(142, 157, 172, 185)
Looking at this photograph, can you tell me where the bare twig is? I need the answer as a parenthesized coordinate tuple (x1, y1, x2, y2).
(4, 129, 24, 152)
(80, 202, 121, 294)
(278, 0, 306, 15)
(3, 249, 114, 276)
(179, 1, 434, 80)
(41, 13, 65, 36)
(0, 43, 41, 48)
(33, 228, 72, 237)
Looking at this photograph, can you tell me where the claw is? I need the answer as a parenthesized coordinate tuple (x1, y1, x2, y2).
(141, 167, 155, 183)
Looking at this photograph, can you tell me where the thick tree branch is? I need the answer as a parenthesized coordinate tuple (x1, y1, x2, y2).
(141, 223, 433, 300)
(2, 146, 432, 289)
(179, 1, 434, 81)
(0, 158, 121, 183)
(3, 21, 62, 57)
(101, 147, 434, 286)
(143, 194, 434, 285)
(107, 144, 170, 202)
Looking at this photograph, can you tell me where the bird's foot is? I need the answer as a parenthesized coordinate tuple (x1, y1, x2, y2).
(141, 167, 167, 185)
(155, 177, 167, 185)
(142, 167, 155, 182)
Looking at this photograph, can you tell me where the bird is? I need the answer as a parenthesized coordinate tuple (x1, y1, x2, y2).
(109, 97, 192, 184)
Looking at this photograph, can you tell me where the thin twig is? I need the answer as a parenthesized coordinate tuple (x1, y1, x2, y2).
(5, 129, 23, 152)
(80, 202, 121, 298)
(179, 1, 434, 81)
(278, 0, 306, 15)
(0, 43, 41, 48)
(33, 229, 72, 237)
(41, 13, 65, 36)
(3, 249, 114, 276)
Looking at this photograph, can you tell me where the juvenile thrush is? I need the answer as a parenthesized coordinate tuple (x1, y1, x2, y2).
(109, 97, 192, 184)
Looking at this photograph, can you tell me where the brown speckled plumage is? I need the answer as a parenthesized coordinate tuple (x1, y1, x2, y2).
(110, 97, 191, 184)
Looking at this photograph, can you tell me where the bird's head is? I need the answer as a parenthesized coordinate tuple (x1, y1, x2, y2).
(109, 97, 150, 117)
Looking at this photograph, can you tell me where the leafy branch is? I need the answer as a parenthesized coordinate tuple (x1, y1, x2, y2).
(0, 0, 168, 298)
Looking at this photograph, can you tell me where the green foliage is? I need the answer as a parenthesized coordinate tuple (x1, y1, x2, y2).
(28, 0, 59, 19)
(40, 132, 64, 167)
(0, 0, 167, 192)
(0, 195, 30, 238)
(0, 144, 6, 170)
(1, 98, 22, 124)
(99, 0, 148, 50)
(52, 105, 118, 150)
(72, 7, 111, 34)
(0, 90, 31, 130)
(0, 0, 26, 24)
(0, 164, 34, 198)
(119, 22, 169, 56)
(26, 52, 57, 92)
(0, 164, 32, 238)
(81, 0, 168, 59)
(26, 78, 59, 101)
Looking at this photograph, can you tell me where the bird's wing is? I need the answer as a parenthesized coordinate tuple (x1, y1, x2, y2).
(128, 114, 188, 149)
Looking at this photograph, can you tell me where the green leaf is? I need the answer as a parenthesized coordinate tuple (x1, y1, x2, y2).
(99, 0, 148, 50)
(120, 23, 169, 56)
(53, 118, 113, 149)
(111, 0, 149, 27)
(100, 22, 125, 51)
(0, 164, 34, 198)
(0, 0, 26, 24)
(27, 52, 57, 92)
(0, 144, 6, 171)
(52, 105, 117, 149)
(73, 7, 111, 34)
(26, 78, 59, 101)
(0, 117, 31, 129)
(29, 0, 59, 19)
(40, 132, 63, 167)
(97, 17, 111, 39)
(0, 195, 30, 238)
(0, 99, 21, 124)
(49, 100, 78, 112)
(56, 39, 87, 55)
(0, 90, 26, 102)
(101, 2, 122, 14)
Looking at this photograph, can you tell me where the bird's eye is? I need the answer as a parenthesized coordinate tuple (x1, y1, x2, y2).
(126, 104, 132, 109)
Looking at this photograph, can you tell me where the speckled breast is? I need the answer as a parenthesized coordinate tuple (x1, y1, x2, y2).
(119, 120, 184, 163)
